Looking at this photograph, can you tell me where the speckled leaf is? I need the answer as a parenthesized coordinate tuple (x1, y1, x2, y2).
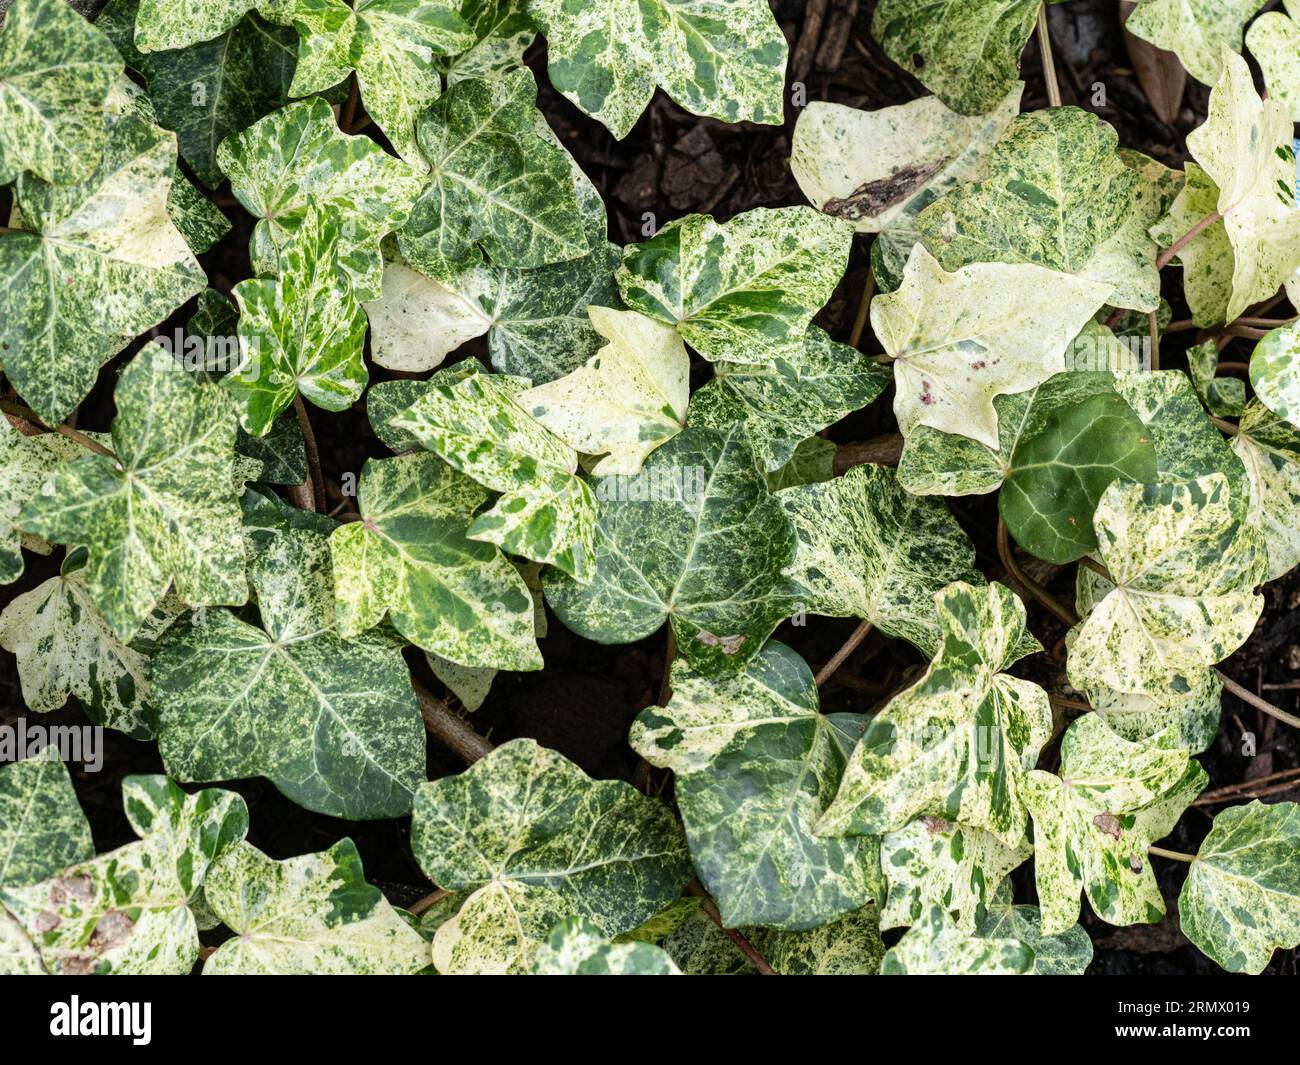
(1150, 163, 1232, 326)
(439, 0, 534, 83)
(0, 420, 86, 586)
(1090, 670, 1224, 755)
(330, 452, 541, 670)
(526, 0, 786, 140)
(1126, 0, 1265, 84)
(1023, 714, 1196, 935)
(134, 0, 256, 51)
(880, 905, 1033, 975)
(1232, 400, 1300, 580)
(542, 426, 794, 675)
(0, 752, 93, 888)
(1251, 320, 1300, 429)
(411, 739, 692, 974)
(202, 839, 429, 974)
(1247, 2, 1300, 120)
(1188, 338, 1247, 417)
(779, 464, 980, 654)
(766, 436, 836, 492)
(617, 207, 853, 366)
(818, 582, 1051, 848)
(1178, 800, 1300, 973)
(630, 641, 882, 930)
(391, 365, 598, 581)
(974, 882, 1093, 974)
(533, 917, 681, 975)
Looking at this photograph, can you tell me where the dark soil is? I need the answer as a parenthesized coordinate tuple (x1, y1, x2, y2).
(1, 0, 1296, 974)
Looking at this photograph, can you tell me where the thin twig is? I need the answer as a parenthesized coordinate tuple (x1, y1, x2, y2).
(1211, 415, 1240, 436)
(1194, 766, 1300, 805)
(292, 394, 326, 514)
(815, 620, 873, 687)
(340, 73, 360, 134)
(1036, 6, 1062, 107)
(1219, 671, 1300, 729)
(408, 888, 450, 916)
(686, 881, 776, 975)
(833, 434, 903, 473)
(1157, 210, 1222, 269)
(412, 679, 495, 764)
(848, 265, 876, 349)
(1148, 845, 1195, 863)
(996, 519, 1079, 627)
(0, 399, 116, 459)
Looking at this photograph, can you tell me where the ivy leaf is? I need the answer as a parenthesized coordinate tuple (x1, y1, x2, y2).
(525, 0, 787, 140)
(1126, 0, 1266, 85)
(880, 905, 1034, 975)
(616, 207, 853, 367)
(390, 365, 598, 581)
(224, 204, 368, 436)
(1149, 163, 1233, 326)
(974, 881, 1093, 975)
(0, 0, 121, 186)
(688, 326, 892, 473)
(0, 115, 206, 424)
(0, 419, 86, 585)
(1188, 338, 1247, 417)
(818, 582, 1052, 847)
(1091, 670, 1224, 755)
(880, 818, 1030, 935)
(1023, 714, 1197, 935)
(218, 96, 423, 301)
(410, 739, 692, 974)
(1251, 320, 1300, 429)
(630, 641, 883, 930)
(0, 751, 93, 888)
(0, 775, 247, 975)
(542, 426, 794, 675)
(329, 452, 542, 671)
(18, 346, 248, 643)
(202, 839, 430, 974)
(134, 0, 257, 51)
(1178, 800, 1300, 973)
(1067, 474, 1265, 700)
(519, 306, 689, 476)
(151, 492, 426, 819)
(873, 246, 1111, 448)
(766, 436, 837, 492)
(440, 0, 535, 84)
(1232, 400, 1300, 580)
(533, 917, 681, 975)
(1247, 1, 1300, 120)
(778, 464, 980, 655)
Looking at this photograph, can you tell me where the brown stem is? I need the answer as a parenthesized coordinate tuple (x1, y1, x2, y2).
(996, 519, 1079, 627)
(408, 888, 450, 916)
(1157, 210, 1223, 269)
(1194, 766, 1300, 805)
(815, 620, 872, 687)
(657, 627, 677, 706)
(686, 881, 776, 975)
(1218, 671, 1300, 730)
(1148, 845, 1195, 863)
(833, 434, 903, 473)
(292, 394, 326, 514)
(848, 264, 876, 350)
(1211, 415, 1240, 436)
(1147, 309, 1160, 371)
(1036, 6, 1062, 107)
(340, 74, 360, 134)
(1077, 554, 1110, 580)
(412, 679, 495, 764)
(0, 399, 116, 460)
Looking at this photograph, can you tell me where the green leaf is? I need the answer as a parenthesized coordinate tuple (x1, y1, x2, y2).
(519, 306, 689, 476)
(0, 775, 247, 974)
(202, 839, 430, 974)
(1023, 714, 1198, 935)
(0, 419, 86, 585)
(411, 739, 692, 974)
(533, 917, 681, 975)
(439, 0, 535, 84)
(134, 0, 256, 51)
(766, 436, 837, 492)
(1126, 0, 1266, 85)
(688, 326, 891, 473)
(0, 115, 206, 424)
(224, 203, 368, 436)
(874, 246, 1111, 448)
(526, 0, 787, 140)
(1251, 320, 1300, 429)
(778, 464, 980, 654)
(1178, 800, 1300, 973)
(974, 882, 1093, 975)
(1188, 338, 1247, 417)
(1149, 163, 1232, 326)
(617, 207, 853, 366)
(329, 452, 542, 670)
(1232, 400, 1300, 580)
(543, 426, 794, 675)
(1247, 1, 1300, 121)
(0, 0, 121, 186)
(18, 346, 248, 642)
(390, 365, 598, 581)
(218, 96, 423, 301)
(880, 905, 1034, 975)
(151, 492, 426, 819)
(630, 641, 882, 930)
(818, 582, 1052, 847)
(0, 751, 93, 888)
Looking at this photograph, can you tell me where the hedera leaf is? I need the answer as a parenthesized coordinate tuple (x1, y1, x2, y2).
(1090, 670, 1224, 756)
(1125, 0, 1266, 85)
(616, 206, 854, 367)
(974, 881, 1093, 975)
(879, 905, 1034, 975)
(533, 917, 681, 975)
(410, 738, 692, 974)
(1231, 400, 1300, 580)
(0, 750, 94, 888)
(817, 582, 1052, 847)
(1251, 320, 1300, 429)
(542, 425, 795, 675)
(630, 641, 883, 930)
(1149, 163, 1232, 326)
(0, 418, 86, 585)
(329, 452, 542, 670)
(202, 839, 430, 974)
(1247, 0, 1300, 121)
(1188, 337, 1247, 417)
(134, 0, 257, 52)
(766, 436, 837, 492)
(525, 0, 787, 140)
(439, 0, 535, 84)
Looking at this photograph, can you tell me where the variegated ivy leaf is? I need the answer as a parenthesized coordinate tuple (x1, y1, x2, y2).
(1126, 0, 1266, 85)
(0, 0, 121, 186)
(1090, 670, 1224, 755)
(1232, 400, 1300, 580)
(134, 0, 257, 51)
(0, 549, 182, 739)
(1150, 163, 1232, 326)
(630, 641, 882, 930)
(880, 906, 1033, 975)
(219, 96, 423, 301)
(18, 346, 247, 643)
(791, 85, 1022, 287)
(616, 207, 853, 367)
(0, 418, 85, 585)
(1023, 714, 1197, 936)
(542, 426, 794, 675)
(202, 839, 429, 974)
(397, 68, 595, 283)
(1248, 1, 1300, 120)
(411, 739, 692, 975)
(0, 775, 247, 975)
(870, 0, 1066, 116)
(0, 115, 206, 424)
(439, 0, 534, 84)
(224, 204, 368, 436)
(1067, 474, 1265, 701)
(688, 326, 891, 474)
(0, 751, 93, 889)
(1179, 52, 1300, 324)
(766, 436, 836, 492)
(1178, 800, 1300, 973)
(880, 818, 1030, 935)
(533, 917, 681, 975)
(519, 307, 689, 477)
(1188, 338, 1247, 417)
(329, 452, 541, 670)
(526, 0, 786, 141)
(778, 464, 980, 655)
(152, 491, 425, 820)
(917, 111, 1171, 313)
(818, 582, 1052, 848)
(1251, 320, 1300, 429)
(974, 881, 1093, 975)
(872, 245, 1112, 449)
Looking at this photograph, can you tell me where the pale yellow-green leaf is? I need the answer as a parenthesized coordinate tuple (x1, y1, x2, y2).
(1126, 0, 1266, 84)
(1247, 0, 1300, 121)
